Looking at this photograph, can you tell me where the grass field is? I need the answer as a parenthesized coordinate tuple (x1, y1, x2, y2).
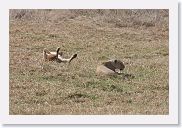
(9, 9, 169, 115)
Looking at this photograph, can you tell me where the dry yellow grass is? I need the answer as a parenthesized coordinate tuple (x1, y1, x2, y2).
(9, 9, 169, 115)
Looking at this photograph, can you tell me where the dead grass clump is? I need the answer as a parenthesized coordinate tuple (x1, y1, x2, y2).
(10, 9, 168, 29)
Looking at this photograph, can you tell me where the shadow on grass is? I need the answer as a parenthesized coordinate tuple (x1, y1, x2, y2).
(119, 73, 135, 80)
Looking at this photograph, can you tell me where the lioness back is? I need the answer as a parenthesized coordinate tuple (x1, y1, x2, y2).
(96, 65, 116, 75)
(96, 59, 125, 75)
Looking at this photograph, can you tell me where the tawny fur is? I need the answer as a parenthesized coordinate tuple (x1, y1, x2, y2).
(43, 47, 60, 61)
(96, 59, 125, 75)
(43, 47, 77, 63)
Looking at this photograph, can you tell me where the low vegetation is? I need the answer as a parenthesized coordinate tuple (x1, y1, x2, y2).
(9, 9, 169, 115)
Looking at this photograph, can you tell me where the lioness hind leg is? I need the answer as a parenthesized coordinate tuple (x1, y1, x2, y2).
(68, 54, 77, 63)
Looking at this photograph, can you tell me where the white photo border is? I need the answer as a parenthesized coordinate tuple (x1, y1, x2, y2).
(0, 0, 178, 124)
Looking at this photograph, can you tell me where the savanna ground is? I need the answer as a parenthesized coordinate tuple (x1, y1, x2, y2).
(9, 9, 169, 115)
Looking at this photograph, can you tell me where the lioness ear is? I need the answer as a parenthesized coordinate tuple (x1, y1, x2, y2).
(114, 60, 117, 63)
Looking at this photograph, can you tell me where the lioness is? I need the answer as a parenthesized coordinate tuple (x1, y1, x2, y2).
(43, 47, 77, 63)
(96, 59, 125, 75)
(43, 47, 60, 62)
